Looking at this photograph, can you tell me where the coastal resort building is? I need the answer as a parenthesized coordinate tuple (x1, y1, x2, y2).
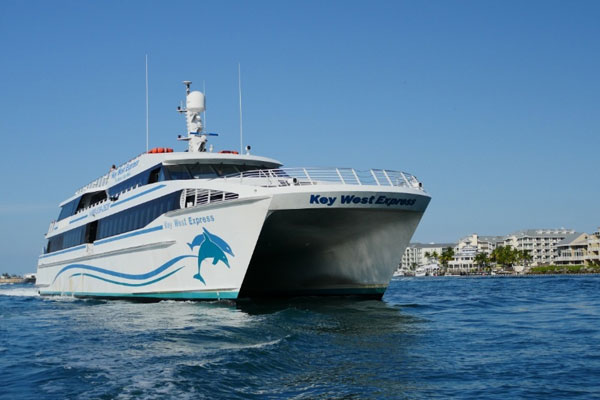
(448, 244, 478, 274)
(555, 232, 588, 266)
(400, 242, 456, 270)
(587, 228, 600, 265)
(402, 226, 598, 273)
(503, 228, 575, 266)
(456, 234, 504, 255)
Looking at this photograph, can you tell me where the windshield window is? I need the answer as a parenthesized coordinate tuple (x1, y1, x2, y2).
(214, 164, 240, 176)
(166, 165, 191, 180)
(164, 163, 276, 180)
(188, 164, 218, 179)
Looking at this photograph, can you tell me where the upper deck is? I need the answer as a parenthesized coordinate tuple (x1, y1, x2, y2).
(65, 150, 282, 205)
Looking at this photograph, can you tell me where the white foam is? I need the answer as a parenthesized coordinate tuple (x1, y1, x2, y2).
(0, 285, 39, 297)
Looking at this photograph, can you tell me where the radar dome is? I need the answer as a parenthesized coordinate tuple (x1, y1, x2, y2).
(187, 91, 205, 113)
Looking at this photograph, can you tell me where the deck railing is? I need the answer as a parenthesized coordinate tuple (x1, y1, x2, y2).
(219, 168, 424, 189)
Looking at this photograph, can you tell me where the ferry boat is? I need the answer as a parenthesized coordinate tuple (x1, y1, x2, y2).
(36, 81, 431, 300)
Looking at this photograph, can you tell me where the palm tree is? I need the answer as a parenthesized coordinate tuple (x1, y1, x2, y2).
(491, 245, 521, 271)
(474, 252, 489, 273)
(439, 247, 455, 275)
(517, 249, 532, 270)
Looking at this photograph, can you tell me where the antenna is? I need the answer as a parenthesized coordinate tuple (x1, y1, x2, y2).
(145, 54, 149, 152)
(203, 80, 206, 132)
(238, 62, 243, 154)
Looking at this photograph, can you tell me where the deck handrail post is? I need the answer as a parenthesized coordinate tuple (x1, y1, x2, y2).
(382, 170, 393, 186)
(371, 169, 380, 186)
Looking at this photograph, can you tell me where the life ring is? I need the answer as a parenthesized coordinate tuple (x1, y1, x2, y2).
(148, 147, 174, 154)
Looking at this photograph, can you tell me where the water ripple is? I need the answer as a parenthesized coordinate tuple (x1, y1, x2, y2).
(1, 276, 599, 399)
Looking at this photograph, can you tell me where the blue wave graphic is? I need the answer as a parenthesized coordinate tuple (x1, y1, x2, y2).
(69, 267, 184, 287)
(53, 255, 197, 284)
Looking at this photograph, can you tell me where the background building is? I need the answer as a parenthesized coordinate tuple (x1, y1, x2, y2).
(400, 243, 456, 269)
(448, 245, 478, 273)
(503, 229, 575, 266)
(586, 228, 600, 265)
(456, 234, 504, 255)
(402, 227, 599, 270)
(555, 233, 588, 265)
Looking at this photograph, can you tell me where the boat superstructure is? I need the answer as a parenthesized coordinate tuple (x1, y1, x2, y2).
(37, 82, 431, 300)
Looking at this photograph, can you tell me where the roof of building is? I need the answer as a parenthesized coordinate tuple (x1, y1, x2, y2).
(478, 235, 506, 243)
(507, 228, 575, 238)
(556, 232, 586, 247)
(408, 242, 457, 249)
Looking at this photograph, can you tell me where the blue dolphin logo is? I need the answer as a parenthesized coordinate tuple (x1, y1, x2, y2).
(187, 228, 234, 283)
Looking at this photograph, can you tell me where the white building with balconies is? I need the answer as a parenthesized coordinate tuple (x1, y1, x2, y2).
(456, 234, 504, 255)
(400, 242, 456, 269)
(503, 228, 575, 266)
(448, 245, 478, 273)
(555, 233, 588, 265)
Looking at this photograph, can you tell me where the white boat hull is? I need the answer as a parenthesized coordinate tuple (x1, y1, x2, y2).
(37, 197, 271, 300)
(37, 186, 429, 300)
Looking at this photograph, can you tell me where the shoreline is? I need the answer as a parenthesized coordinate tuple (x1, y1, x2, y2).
(0, 278, 25, 284)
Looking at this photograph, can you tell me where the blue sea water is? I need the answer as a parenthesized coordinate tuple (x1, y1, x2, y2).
(1, 275, 599, 399)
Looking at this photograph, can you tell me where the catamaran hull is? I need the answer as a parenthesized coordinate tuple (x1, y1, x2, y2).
(37, 187, 430, 300)
(240, 208, 425, 298)
(37, 197, 271, 300)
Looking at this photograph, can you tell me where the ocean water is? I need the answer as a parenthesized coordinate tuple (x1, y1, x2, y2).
(1, 276, 599, 399)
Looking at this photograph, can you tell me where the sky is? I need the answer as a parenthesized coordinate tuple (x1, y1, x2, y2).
(1, 0, 599, 274)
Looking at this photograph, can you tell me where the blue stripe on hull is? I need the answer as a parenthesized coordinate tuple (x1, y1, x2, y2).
(94, 225, 163, 245)
(110, 184, 166, 207)
(39, 244, 87, 259)
(39, 290, 239, 300)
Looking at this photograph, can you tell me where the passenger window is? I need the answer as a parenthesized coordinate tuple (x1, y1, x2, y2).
(148, 167, 161, 184)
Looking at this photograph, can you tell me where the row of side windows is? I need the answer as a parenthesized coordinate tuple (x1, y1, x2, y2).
(108, 165, 164, 198)
(58, 198, 80, 221)
(46, 191, 181, 254)
(56, 164, 164, 222)
(56, 162, 270, 222)
(96, 191, 180, 240)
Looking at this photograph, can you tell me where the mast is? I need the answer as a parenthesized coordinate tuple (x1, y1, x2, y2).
(145, 54, 149, 152)
(238, 63, 244, 154)
(177, 81, 210, 152)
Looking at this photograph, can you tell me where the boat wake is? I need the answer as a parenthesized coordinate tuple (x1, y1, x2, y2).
(0, 284, 39, 297)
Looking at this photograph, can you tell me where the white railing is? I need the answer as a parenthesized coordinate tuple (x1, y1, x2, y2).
(75, 175, 110, 195)
(180, 188, 239, 208)
(218, 168, 424, 189)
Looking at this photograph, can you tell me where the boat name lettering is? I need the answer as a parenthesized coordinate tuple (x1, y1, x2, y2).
(309, 194, 337, 206)
(310, 194, 416, 207)
(90, 203, 111, 217)
(110, 160, 140, 181)
(371, 195, 416, 207)
(163, 215, 215, 230)
(188, 215, 215, 225)
(340, 194, 416, 206)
